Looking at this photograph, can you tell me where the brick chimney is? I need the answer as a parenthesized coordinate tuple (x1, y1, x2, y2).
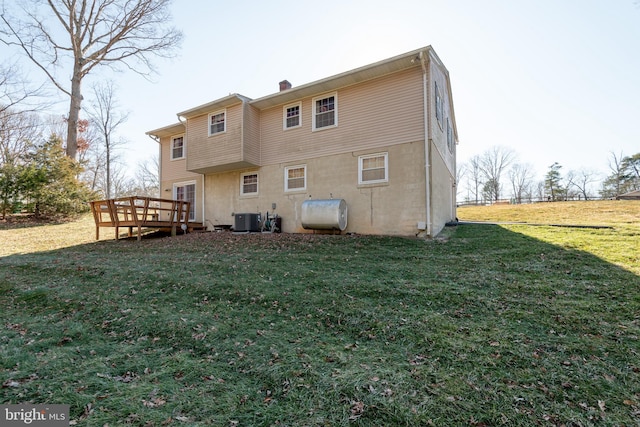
(279, 80, 292, 91)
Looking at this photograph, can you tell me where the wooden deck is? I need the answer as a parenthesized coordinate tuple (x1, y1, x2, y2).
(89, 196, 193, 241)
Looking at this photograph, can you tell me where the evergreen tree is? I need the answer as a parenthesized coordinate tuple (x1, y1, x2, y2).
(545, 162, 564, 201)
(23, 134, 95, 217)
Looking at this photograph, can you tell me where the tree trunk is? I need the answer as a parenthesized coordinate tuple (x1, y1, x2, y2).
(66, 64, 83, 159)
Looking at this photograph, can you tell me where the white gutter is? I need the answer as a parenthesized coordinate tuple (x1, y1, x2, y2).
(176, 114, 206, 225)
(420, 50, 432, 236)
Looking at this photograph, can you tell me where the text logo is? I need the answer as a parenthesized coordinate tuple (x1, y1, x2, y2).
(1, 405, 69, 426)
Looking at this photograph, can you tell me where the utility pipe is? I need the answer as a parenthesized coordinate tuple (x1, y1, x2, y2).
(419, 50, 432, 236)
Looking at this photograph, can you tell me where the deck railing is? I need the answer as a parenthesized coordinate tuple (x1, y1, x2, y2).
(89, 196, 191, 241)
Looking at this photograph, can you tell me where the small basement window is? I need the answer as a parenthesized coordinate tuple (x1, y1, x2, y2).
(285, 165, 306, 191)
(240, 172, 258, 195)
(358, 152, 388, 185)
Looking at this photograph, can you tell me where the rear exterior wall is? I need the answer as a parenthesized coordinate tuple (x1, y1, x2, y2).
(203, 141, 427, 235)
(159, 135, 204, 222)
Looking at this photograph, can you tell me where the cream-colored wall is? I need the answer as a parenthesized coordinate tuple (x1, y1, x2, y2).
(427, 58, 457, 232)
(158, 54, 459, 236)
(243, 103, 261, 165)
(159, 136, 203, 223)
(429, 60, 456, 178)
(429, 141, 456, 236)
(203, 141, 427, 235)
(259, 68, 424, 166)
(186, 103, 260, 173)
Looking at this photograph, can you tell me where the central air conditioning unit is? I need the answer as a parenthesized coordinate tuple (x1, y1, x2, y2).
(234, 213, 260, 232)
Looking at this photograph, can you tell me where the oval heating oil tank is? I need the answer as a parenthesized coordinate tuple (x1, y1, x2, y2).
(301, 199, 348, 231)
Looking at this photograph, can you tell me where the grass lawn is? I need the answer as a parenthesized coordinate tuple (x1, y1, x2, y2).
(1, 201, 639, 426)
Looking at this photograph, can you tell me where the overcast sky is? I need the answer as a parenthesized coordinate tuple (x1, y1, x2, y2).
(5, 0, 640, 189)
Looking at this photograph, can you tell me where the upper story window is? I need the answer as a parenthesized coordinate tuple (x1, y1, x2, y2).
(358, 152, 388, 185)
(284, 103, 301, 129)
(312, 93, 337, 131)
(435, 82, 443, 129)
(209, 110, 226, 136)
(285, 165, 306, 192)
(240, 172, 258, 196)
(171, 136, 184, 160)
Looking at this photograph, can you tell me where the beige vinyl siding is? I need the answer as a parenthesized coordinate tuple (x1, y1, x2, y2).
(259, 68, 424, 166)
(186, 103, 258, 173)
(429, 60, 456, 177)
(160, 135, 200, 183)
(243, 103, 261, 165)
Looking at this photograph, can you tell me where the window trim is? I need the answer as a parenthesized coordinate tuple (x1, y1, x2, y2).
(240, 171, 259, 196)
(312, 93, 338, 131)
(284, 164, 307, 192)
(208, 109, 226, 136)
(170, 134, 185, 160)
(173, 180, 196, 221)
(358, 152, 389, 185)
(435, 82, 443, 129)
(283, 102, 302, 130)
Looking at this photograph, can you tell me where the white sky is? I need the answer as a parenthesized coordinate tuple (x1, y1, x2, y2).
(5, 0, 640, 187)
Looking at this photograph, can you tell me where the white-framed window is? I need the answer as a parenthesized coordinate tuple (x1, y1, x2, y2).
(358, 152, 388, 185)
(174, 181, 196, 221)
(435, 82, 443, 129)
(312, 93, 337, 131)
(283, 102, 301, 129)
(240, 172, 258, 196)
(446, 118, 454, 153)
(208, 110, 226, 136)
(171, 135, 185, 160)
(284, 165, 306, 192)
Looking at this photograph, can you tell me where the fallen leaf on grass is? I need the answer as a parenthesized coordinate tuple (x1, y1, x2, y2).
(598, 400, 606, 412)
(2, 379, 20, 388)
(142, 397, 167, 408)
(349, 401, 365, 420)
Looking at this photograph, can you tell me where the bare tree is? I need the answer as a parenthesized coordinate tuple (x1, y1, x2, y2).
(568, 168, 600, 200)
(479, 146, 516, 202)
(466, 155, 483, 204)
(456, 162, 467, 203)
(0, 0, 182, 159)
(600, 151, 626, 198)
(0, 107, 41, 163)
(508, 163, 534, 204)
(0, 61, 48, 115)
(134, 155, 159, 197)
(86, 80, 127, 199)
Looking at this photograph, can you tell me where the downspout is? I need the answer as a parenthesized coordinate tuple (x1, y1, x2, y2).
(419, 50, 432, 236)
(177, 114, 205, 225)
(147, 134, 162, 198)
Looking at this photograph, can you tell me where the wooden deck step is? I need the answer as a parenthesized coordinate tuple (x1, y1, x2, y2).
(188, 224, 207, 233)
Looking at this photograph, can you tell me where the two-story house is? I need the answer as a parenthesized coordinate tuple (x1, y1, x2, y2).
(146, 45, 458, 236)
